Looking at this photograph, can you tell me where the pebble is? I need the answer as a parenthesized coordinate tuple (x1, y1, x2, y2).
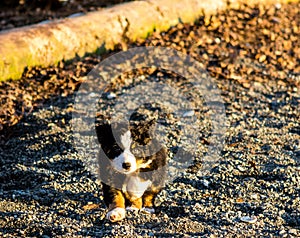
(182, 110, 195, 117)
(202, 179, 210, 187)
(240, 216, 258, 224)
(89, 92, 98, 98)
(106, 92, 117, 99)
(275, 3, 282, 9)
(288, 229, 298, 235)
(250, 194, 259, 200)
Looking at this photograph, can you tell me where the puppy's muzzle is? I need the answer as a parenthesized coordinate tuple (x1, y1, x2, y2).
(122, 162, 131, 170)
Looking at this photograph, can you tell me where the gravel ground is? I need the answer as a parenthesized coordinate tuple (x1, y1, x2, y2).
(1, 2, 300, 237)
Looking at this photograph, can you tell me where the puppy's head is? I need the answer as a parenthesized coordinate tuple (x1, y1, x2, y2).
(96, 122, 137, 174)
(96, 120, 159, 174)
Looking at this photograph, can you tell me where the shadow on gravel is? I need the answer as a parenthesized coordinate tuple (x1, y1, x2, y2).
(0, 96, 75, 187)
(0, 210, 66, 237)
(0, 94, 104, 237)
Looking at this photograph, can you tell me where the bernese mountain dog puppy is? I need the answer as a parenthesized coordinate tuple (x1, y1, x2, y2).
(96, 120, 167, 222)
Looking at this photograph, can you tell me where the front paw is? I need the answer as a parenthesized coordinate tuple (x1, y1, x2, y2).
(126, 206, 139, 212)
(106, 207, 126, 222)
(141, 207, 155, 214)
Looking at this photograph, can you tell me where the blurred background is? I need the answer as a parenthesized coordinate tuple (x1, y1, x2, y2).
(0, 0, 133, 30)
(0, 0, 131, 9)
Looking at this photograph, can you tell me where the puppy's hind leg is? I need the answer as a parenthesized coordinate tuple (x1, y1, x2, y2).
(141, 190, 159, 214)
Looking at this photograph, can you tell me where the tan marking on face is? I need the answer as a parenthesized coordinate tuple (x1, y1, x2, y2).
(136, 159, 153, 169)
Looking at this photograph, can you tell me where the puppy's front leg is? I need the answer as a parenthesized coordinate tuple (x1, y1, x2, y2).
(106, 190, 126, 222)
(103, 184, 126, 222)
(107, 206, 126, 222)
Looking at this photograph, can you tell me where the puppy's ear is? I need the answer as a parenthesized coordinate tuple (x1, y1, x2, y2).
(120, 130, 132, 150)
(95, 121, 130, 147)
(111, 122, 131, 149)
(130, 118, 157, 145)
(144, 118, 156, 132)
(95, 123, 114, 144)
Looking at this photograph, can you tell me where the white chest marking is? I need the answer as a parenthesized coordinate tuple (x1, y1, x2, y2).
(123, 175, 152, 199)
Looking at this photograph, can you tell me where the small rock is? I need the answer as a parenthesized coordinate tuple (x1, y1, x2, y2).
(250, 193, 259, 200)
(89, 92, 97, 98)
(203, 179, 210, 187)
(42, 235, 50, 238)
(288, 229, 298, 235)
(182, 110, 195, 117)
(275, 3, 281, 9)
(237, 165, 247, 172)
(215, 38, 221, 44)
(279, 230, 286, 235)
(106, 92, 117, 99)
(240, 216, 257, 224)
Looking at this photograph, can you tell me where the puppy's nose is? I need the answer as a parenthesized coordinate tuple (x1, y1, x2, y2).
(122, 162, 131, 170)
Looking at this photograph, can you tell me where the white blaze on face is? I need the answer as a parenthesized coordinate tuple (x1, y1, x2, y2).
(111, 130, 137, 174)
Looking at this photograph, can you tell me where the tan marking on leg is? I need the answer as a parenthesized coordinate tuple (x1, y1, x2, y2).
(142, 191, 156, 208)
(108, 190, 125, 210)
(130, 197, 143, 209)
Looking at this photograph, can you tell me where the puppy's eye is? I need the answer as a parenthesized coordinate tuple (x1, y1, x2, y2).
(113, 145, 122, 153)
(103, 144, 123, 158)
(112, 144, 119, 149)
(131, 148, 139, 154)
